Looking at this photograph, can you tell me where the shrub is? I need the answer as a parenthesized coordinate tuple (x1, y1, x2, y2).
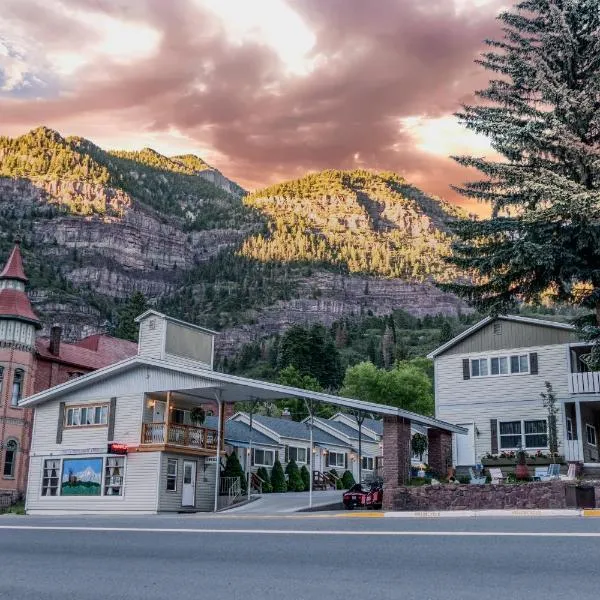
(271, 458, 287, 492)
(256, 466, 272, 493)
(223, 451, 247, 494)
(457, 476, 470, 484)
(408, 477, 429, 487)
(285, 458, 305, 492)
(300, 465, 310, 491)
(341, 470, 355, 489)
(336, 479, 343, 490)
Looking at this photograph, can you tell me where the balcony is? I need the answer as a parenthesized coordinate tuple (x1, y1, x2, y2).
(141, 422, 218, 452)
(569, 372, 600, 394)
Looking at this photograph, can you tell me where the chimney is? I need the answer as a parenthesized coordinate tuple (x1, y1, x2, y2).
(49, 325, 62, 356)
(281, 408, 292, 420)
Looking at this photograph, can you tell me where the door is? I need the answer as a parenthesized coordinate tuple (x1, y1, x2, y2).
(153, 401, 166, 422)
(182, 460, 196, 507)
(454, 423, 476, 466)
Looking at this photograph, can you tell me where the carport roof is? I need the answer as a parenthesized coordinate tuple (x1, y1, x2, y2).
(20, 354, 466, 434)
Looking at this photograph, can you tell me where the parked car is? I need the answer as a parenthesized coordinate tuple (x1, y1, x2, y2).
(342, 483, 383, 510)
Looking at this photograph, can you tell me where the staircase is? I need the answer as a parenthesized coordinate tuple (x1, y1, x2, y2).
(313, 470, 337, 490)
(219, 476, 243, 508)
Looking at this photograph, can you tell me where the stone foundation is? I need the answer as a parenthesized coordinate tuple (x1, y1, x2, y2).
(390, 481, 572, 511)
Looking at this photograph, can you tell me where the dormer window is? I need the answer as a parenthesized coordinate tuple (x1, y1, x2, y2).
(11, 369, 23, 407)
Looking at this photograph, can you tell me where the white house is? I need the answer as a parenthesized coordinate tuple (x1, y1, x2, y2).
(21, 310, 460, 514)
(428, 315, 600, 472)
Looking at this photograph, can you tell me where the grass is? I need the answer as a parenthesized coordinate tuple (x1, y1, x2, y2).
(1, 501, 25, 515)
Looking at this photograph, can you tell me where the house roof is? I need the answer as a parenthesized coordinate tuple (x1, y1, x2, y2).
(0, 288, 41, 326)
(362, 417, 383, 436)
(204, 416, 279, 448)
(426, 315, 575, 359)
(134, 309, 219, 336)
(18, 354, 466, 434)
(0, 243, 28, 282)
(314, 418, 378, 442)
(35, 334, 138, 369)
(250, 415, 350, 446)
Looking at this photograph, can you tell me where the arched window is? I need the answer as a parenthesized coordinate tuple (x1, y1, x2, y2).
(3, 439, 17, 478)
(0, 366, 3, 398)
(11, 369, 23, 407)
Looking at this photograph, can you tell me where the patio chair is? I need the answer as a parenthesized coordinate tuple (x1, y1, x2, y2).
(532, 466, 548, 481)
(468, 467, 487, 484)
(535, 464, 560, 481)
(488, 467, 505, 484)
(560, 463, 577, 481)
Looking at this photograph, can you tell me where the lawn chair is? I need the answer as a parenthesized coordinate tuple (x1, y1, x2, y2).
(535, 464, 560, 481)
(468, 467, 486, 484)
(533, 466, 548, 481)
(488, 467, 505, 484)
(560, 463, 577, 481)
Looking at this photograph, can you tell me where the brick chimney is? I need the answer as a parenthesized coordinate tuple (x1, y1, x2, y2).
(49, 325, 62, 356)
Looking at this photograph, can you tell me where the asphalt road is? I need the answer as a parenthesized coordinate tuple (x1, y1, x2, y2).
(2, 514, 600, 600)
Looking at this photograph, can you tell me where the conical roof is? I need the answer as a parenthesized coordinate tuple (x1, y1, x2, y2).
(0, 242, 28, 282)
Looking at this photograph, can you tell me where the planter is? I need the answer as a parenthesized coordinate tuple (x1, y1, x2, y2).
(515, 463, 529, 480)
(482, 456, 564, 467)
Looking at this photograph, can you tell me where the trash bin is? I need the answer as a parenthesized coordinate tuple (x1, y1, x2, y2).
(565, 485, 595, 509)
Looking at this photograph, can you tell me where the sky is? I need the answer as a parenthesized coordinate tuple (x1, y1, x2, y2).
(0, 0, 506, 211)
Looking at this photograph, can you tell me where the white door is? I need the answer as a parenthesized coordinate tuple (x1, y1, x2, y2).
(182, 460, 196, 507)
(454, 423, 476, 466)
(153, 401, 166, 422)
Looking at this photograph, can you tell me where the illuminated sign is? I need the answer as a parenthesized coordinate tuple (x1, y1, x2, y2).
(108, 443, 128, 455)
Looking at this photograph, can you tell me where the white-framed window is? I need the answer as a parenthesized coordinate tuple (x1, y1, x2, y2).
(327, 451, 345, 468)
(586, 424, 597, 447)
(362, 456, 374, 471)
(166, 458, 178, 492)
(567, 417, 575, 441)
(65, 404, 109, 427)
(470, 358, 488, 377)
(499, 419, 547, 449)
(41, 459, 60, 496)
(0, 366, 3, 397)
(11, 368, 23, 407)
(288, 447, 307, 464)
(253, 449, 275, 467)
(3, 439, 17, 478)
(104, 457, 125, 496)
(471, 354, 529, 378)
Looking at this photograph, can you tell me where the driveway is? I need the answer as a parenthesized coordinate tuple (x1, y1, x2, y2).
(224, 490, 342, 514)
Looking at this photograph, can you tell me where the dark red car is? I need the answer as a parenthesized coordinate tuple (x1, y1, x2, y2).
(343, 483, 383, 510)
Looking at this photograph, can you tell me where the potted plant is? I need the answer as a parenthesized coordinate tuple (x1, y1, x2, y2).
(190, 406, 206, 426)
(515, 448, 529, 480)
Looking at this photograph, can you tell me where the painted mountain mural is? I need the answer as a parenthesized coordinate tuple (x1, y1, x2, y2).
(0, 127, 465, 358)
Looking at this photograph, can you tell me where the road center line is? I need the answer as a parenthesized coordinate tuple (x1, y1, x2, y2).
(1, 526, 599, 537)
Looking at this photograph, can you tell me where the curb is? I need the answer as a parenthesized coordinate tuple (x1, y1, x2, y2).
(383, 509, 584, 518)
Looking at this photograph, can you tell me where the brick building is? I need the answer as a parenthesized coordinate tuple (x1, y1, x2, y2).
(0, 242, 137, 496)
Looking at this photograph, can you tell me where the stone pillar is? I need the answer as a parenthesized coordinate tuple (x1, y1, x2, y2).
(428, 429, 453, 477)
(382, 416, 411, 510)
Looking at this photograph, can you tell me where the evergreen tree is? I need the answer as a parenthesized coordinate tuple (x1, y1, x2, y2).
(285, 458, 305, 492)
(270, 459, 287, 492)
(113, 291, 148, 341)
(341, 470, 355, 489)
(300, 464, 310, 491)
(442, 0, 600, 361)
(256, 466, 272, 493)
(223, 451, 247, 494)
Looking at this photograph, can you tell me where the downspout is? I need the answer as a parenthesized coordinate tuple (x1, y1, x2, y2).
(213, 391, 222, 513)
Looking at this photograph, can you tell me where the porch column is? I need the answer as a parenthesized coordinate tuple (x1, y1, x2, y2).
(165, 391, 171, 444)
(213, 393, 223, 512)
(428, 428, 452, 477)
(575, 401, 585, 464)
(382, 416, 411, 510)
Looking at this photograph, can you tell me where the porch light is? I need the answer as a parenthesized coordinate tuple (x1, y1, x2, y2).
(312, 447, 317, 454)
(148, 399, 155, 408)
(349, 453, 356, 461)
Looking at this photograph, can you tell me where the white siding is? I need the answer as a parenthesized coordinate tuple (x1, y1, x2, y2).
(138, 314, 166, 359)
(26, 452, 160, 514)
(113, 394, 144, 444)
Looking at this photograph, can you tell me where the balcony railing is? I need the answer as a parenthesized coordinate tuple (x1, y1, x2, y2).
(142, 422, 218, 451)
(569, 372, 600, 394)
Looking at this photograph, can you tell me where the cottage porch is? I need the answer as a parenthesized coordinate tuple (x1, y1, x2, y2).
(563, 399, 600, 470)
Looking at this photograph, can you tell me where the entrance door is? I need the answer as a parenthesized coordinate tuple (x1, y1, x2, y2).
(153, 401, 166, 422)
(182, 460, 196, 507)
(455, 423, 475, 466)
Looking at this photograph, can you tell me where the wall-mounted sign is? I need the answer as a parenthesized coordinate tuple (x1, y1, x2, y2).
(108, 443, 128, 455)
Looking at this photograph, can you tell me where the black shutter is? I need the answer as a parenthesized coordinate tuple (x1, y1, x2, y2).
(56, 402, 65, 444)
(490, 419, 498, 454)
(107, 397, 117, 441)
(344, 453, 348, 469)
(462, 359, 470, 380)
(251, 449, 255, 466)
(529, 352, 538, 375)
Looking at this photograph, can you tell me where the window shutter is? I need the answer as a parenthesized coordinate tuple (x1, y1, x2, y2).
(490, 419, 498, 454)
(344, 453, 348, 469)
(107, 397, 117, 441)
(529, 353, 538, 375)
(56, 402, 65, 444)
(326, 453, 330, 468)
(462, 359, 470, 380)
(284, 445, 289, 462)
(251, 449, 255, 466)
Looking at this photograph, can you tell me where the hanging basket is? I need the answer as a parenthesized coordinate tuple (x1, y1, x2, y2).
(190, 407, 206, 425)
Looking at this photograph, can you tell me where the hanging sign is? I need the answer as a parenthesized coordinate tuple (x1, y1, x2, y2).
(108, 443, 129, 455)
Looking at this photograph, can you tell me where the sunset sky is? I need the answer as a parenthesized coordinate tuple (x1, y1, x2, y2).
(0, 0, 506, 210)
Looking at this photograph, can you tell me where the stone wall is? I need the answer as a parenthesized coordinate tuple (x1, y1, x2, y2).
(390, 481, 572, 511)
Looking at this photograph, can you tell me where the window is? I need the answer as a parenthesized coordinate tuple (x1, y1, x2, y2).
(253, 449, 275, 467)
(470, 358, 488, 377)
(42, 459, 60, 496)
(11, 369, 23, 407)
(510, 355, 529, 374)
(327, 451, 345, 468)
(288, 447, 307, 463)
(567, 417, 575, 441)
(65, 404, 109, 427)
(586, 424, 597, 447)
(104, 457, 125, 496)
(0, 366, 3, 397)
(493, 322, 502, 335)
(490, 356, 509, 375)
(166, 459, 178, 491)
(3, 439, 17, 478)
(499, 421, 522, 449)
(499, 419, 548, 449)
(362, 456, 374, 471)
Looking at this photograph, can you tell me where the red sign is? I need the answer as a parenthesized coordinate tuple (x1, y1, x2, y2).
(108, 443, 128, 455)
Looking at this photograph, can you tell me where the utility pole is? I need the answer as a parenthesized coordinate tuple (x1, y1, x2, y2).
(247, 397, 258, 501)
(353, 410, 366, 484)
(304, 398, 314, 509)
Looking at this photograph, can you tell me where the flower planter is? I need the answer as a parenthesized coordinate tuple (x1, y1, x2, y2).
(482, 456, 564, 467)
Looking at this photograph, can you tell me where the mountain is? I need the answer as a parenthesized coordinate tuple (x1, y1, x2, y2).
(0, 127, 466, 353)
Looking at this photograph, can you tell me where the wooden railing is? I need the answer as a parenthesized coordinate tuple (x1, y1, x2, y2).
(142, 422, 218, 450)
(312, 470, 337, 490)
